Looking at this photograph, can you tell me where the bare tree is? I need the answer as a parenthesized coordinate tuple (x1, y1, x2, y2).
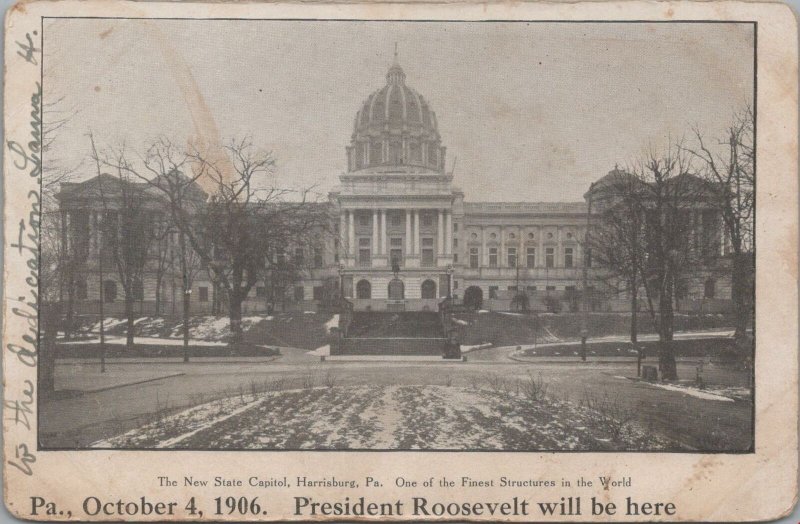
(684, 107, 755, 346)
(117, 137, 327, 346)
(628, 143, 705, 380)
(186, 138, 328, 342)
(136, 138, 207, 361)
(89, 134, 155, 348)
(587, 170, 649, 344)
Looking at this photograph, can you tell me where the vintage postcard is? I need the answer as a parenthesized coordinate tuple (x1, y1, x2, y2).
(3, 0, 798, 521)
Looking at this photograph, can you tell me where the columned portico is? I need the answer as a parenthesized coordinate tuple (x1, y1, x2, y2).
(332, 54, 461, 311)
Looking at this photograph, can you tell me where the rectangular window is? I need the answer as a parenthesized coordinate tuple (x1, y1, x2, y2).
(507, 247, 517, 268)
(454, 223, 459, 232)
(489, 286, 499, 299)
(313, 247, 323, 268)
(294, 247, 304, 266)
(546, 285, 556, 291)
(508, 285, 518, 291)
(453, 238, 458, 248)
(359, 249, 371, 266)
(453, 253, 458, 263)
(489, 247, 498, 267)
(546, 247, 555, 268)
(294, 286, 305, 301)
(527, 247, 536, 268)
(199, 286, 209, 302)
(334, 240, 340, 262)
(422, 214, 433, 227)
(359, 215, 369, 227)
(256, 286, 266, 298)
(585, 248, 592, 268)
(390, 237, 403, 247)
(421, 238, 434, 266)
(313, 286, 324, 301)
(469, 247, 479, 268)
(391, 214, 402, 227)
(453, 280, 459, 290)
(526, 285, 537, 295)
(390, 248, 403, 266)
(359, 237, 370, 246)
(564, 247, 574, 268)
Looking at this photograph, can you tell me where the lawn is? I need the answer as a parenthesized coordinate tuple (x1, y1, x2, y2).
(516, 337, 736, 358)
(93, 383, 677, 451)
(453, 311, 737, 347)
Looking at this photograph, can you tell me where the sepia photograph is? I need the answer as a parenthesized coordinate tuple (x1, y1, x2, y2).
(37, 19, 755, 452)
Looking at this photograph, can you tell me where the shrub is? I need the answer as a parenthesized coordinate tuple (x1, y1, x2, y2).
(521, 372, 549, 402)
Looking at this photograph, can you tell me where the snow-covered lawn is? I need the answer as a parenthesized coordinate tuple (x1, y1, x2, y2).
(172, 316, 267, 340)
(612, 376, 750, 402)
(93, 385, 672, 450)
(647, 383, 734, 402)
(58, 336, 228, 347)
(80, 315, 271, 342)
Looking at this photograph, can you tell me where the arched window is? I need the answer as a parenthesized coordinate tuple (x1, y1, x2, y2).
(421, 279, 437, 299)
(356, 279, 371, 299)
(103, 280, 117, 303)
(388, 278, 405, 300)
(704, 279, 716, 299)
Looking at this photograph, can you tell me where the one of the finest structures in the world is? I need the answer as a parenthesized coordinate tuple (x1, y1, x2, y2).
(55, 54, 733, 318)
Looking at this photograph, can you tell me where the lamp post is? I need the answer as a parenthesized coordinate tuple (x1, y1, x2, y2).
(446, 264, 454, 308)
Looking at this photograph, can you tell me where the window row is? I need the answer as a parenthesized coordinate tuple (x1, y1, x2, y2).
(467, 247, 585, 269)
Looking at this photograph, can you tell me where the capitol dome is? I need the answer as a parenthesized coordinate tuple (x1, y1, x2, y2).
(346, 50, 446, 173)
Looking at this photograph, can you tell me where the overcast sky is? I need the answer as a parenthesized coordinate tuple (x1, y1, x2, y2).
(44, 20, 754, 202)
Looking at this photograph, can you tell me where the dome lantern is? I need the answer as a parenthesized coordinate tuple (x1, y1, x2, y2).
(386, 43, 406, 85)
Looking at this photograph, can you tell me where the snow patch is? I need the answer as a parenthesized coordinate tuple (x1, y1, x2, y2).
(647, 382, 735, 402)
(461, 343, 492, 353)
(324, 315, 340, 333)
(307, 345, 330, 357)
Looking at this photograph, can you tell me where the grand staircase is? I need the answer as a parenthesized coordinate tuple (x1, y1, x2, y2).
(332, 304, 460, 358)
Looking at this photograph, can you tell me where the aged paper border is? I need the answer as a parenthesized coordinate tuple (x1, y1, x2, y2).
(3, 1, 798, 521)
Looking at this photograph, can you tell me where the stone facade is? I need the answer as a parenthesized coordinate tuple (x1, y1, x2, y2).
(53, 56, 734, 317)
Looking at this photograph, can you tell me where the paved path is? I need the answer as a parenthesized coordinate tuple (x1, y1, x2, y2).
(41, 329, 750, 450)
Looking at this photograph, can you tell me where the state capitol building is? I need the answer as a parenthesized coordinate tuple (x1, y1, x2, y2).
(56, 55, 733, 316)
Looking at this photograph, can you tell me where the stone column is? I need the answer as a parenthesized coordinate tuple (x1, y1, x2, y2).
(339, 210, 346, 258)
(414, 210, 420, 255)
(519, 226, 524, 268)
(380, 209, 387, 256)
(405, 210, 412, 254)
(445, 211, 453, 255)
(481, 227, 486, 266)
(372, 209, 379, 254)
(538, 227, 544, 267)
(348, 210, 355, 257)
(500, 226, 505, 267)
(557, 228, 563, 267)
(437, 209, 444, 256)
